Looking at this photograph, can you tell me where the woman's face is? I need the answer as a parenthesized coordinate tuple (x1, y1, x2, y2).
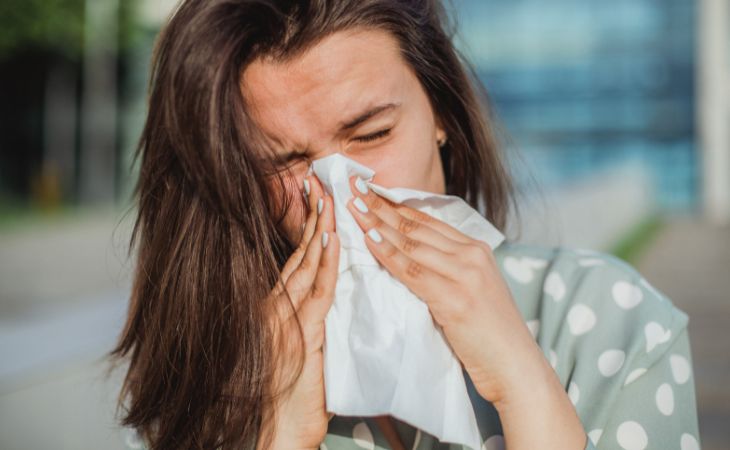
(240, 27, 447, 246)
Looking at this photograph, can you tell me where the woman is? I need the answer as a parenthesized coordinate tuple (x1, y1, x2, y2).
(110, 1, 701, 449)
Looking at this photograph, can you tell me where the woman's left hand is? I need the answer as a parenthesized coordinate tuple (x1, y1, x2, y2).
(345, 175, 548, 407)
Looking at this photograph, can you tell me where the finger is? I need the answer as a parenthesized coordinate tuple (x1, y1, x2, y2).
(298, 229, 340, 336)
(283, 184, 334, 310)
(361, 224, 449, 308)
(310, 174, 337, 233)
(348, 175, 465, 253)
(279, 173, 321, 284)
(349, 199, 462, 280)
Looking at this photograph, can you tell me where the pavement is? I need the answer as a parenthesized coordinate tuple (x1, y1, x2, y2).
(635, 214, 730, 450)
(0, 207, 727, 449)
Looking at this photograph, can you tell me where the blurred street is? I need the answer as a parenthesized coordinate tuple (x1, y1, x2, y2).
(1, 0, 728, 448)
(636, 216, 730, 450)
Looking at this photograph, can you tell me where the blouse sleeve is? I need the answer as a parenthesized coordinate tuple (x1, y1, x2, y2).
(582, 325, 701, 449)
(497, 245, 703, 450)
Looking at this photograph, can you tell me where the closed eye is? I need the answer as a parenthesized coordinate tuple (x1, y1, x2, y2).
(353, 128, 392, 143)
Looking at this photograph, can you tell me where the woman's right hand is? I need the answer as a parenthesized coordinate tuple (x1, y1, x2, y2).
(258, 173, 340, 450)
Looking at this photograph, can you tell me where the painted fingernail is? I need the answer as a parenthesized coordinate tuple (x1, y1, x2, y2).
(322, 231, 329, 248)
(367, 228, 382, 243)
(355, 176, 369, 194)
(317, 197, 324, 214)
(353, 197, 369, 213)
(303, 178, 310, 195)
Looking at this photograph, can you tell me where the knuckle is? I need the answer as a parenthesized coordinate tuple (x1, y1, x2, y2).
(371, 215, 385, 229)
(405, 208, 432, 225)
(404, 260, 424, 280)
(465, 244, 489, 264)
(384, 242, 399, 259)
(397, 217, 420, 235)
(476, 240, 493, 256)
(463, 263, 482, 280)
(417, 210, 434, 224)
(298, 256, 313, 272)
(310, 281, 327, 301)
(401, 236, 420, 254)
(370, 195, 385, 211)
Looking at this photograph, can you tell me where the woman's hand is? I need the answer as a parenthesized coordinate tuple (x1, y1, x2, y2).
(258, 174, 340, 450)
(345, 175, 548, 407)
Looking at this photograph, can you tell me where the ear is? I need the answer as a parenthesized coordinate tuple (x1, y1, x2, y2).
(435, 115, 447, 143)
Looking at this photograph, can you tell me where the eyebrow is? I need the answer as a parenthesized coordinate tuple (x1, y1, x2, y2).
(275, 102, 401, 162)
(339, 101, 401, 131)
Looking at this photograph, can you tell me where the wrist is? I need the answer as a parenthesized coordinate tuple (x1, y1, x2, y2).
(492, 339, 557, 410)
(492, 349, 587, 450)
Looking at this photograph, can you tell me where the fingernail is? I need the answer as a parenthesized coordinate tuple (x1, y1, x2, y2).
(322, 231, 329, 248)
(355, 176, 369, 194)
(303, 178, 310, 195)
(367, 228, 382, 243)
(317, 197, 324, 214)
(353, 197, 368, 213)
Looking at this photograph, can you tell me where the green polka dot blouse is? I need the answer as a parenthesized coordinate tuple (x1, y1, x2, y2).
(124, 240, 702, 450)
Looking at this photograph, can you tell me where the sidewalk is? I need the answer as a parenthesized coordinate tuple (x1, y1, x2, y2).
(634, 214, 730, 450)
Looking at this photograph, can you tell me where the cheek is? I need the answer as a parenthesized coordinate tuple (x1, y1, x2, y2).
(364, 128, 437, 189)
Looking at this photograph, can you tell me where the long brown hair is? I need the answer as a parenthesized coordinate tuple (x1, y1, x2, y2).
(107, 1, 522, 449)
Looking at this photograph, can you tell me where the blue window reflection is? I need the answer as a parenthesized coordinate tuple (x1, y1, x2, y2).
(452, 0, 697, 211)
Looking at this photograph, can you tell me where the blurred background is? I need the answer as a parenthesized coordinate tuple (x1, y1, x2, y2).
(0, 0, 728, 448)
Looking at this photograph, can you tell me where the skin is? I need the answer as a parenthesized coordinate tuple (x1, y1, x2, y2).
(241, 26, 447, 247)
(243, 27, 587, 450)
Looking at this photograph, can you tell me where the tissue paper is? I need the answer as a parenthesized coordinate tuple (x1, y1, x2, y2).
(310, 153, 506, 450)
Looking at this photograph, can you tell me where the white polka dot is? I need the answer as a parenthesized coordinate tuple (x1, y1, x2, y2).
(598, 349, 626, 377)
(320, 443, 328, 450)
(568, 381, 580, 405)
(352, 421, 374, 450)
(624, 368, 648, 386)
(544, 272, 566, 301)
(504, 256, 543, 283)
(680, 433, 700, 450)
(526, 319, 540, 338)
(482, 434, 505, 450)
(612, 280, 643, 309)
(549, 348, 558, 369)
(656, 383, 675, 415)
(616, 421, 648, 450)
(524, 257, 548, 268)
(579, 258, 605, 267)
(670, 354, 691, 384)
(588, 429, 603, 446)
(645, 322, 672, 352)
(567, 304, 597, 335)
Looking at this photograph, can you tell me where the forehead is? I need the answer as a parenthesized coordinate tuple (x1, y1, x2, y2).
(240, 27, 407, 148)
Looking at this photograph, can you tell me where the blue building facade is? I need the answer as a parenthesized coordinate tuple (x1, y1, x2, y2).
(452, 0, 697, 212)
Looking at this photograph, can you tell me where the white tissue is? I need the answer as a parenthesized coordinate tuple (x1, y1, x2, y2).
(311, 153, 506, 450)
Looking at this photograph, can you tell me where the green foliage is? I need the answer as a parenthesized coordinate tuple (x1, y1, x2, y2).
(0, 0, 85, 59)
(0, 0, 141, 60)
(609, 213, 665, 265)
